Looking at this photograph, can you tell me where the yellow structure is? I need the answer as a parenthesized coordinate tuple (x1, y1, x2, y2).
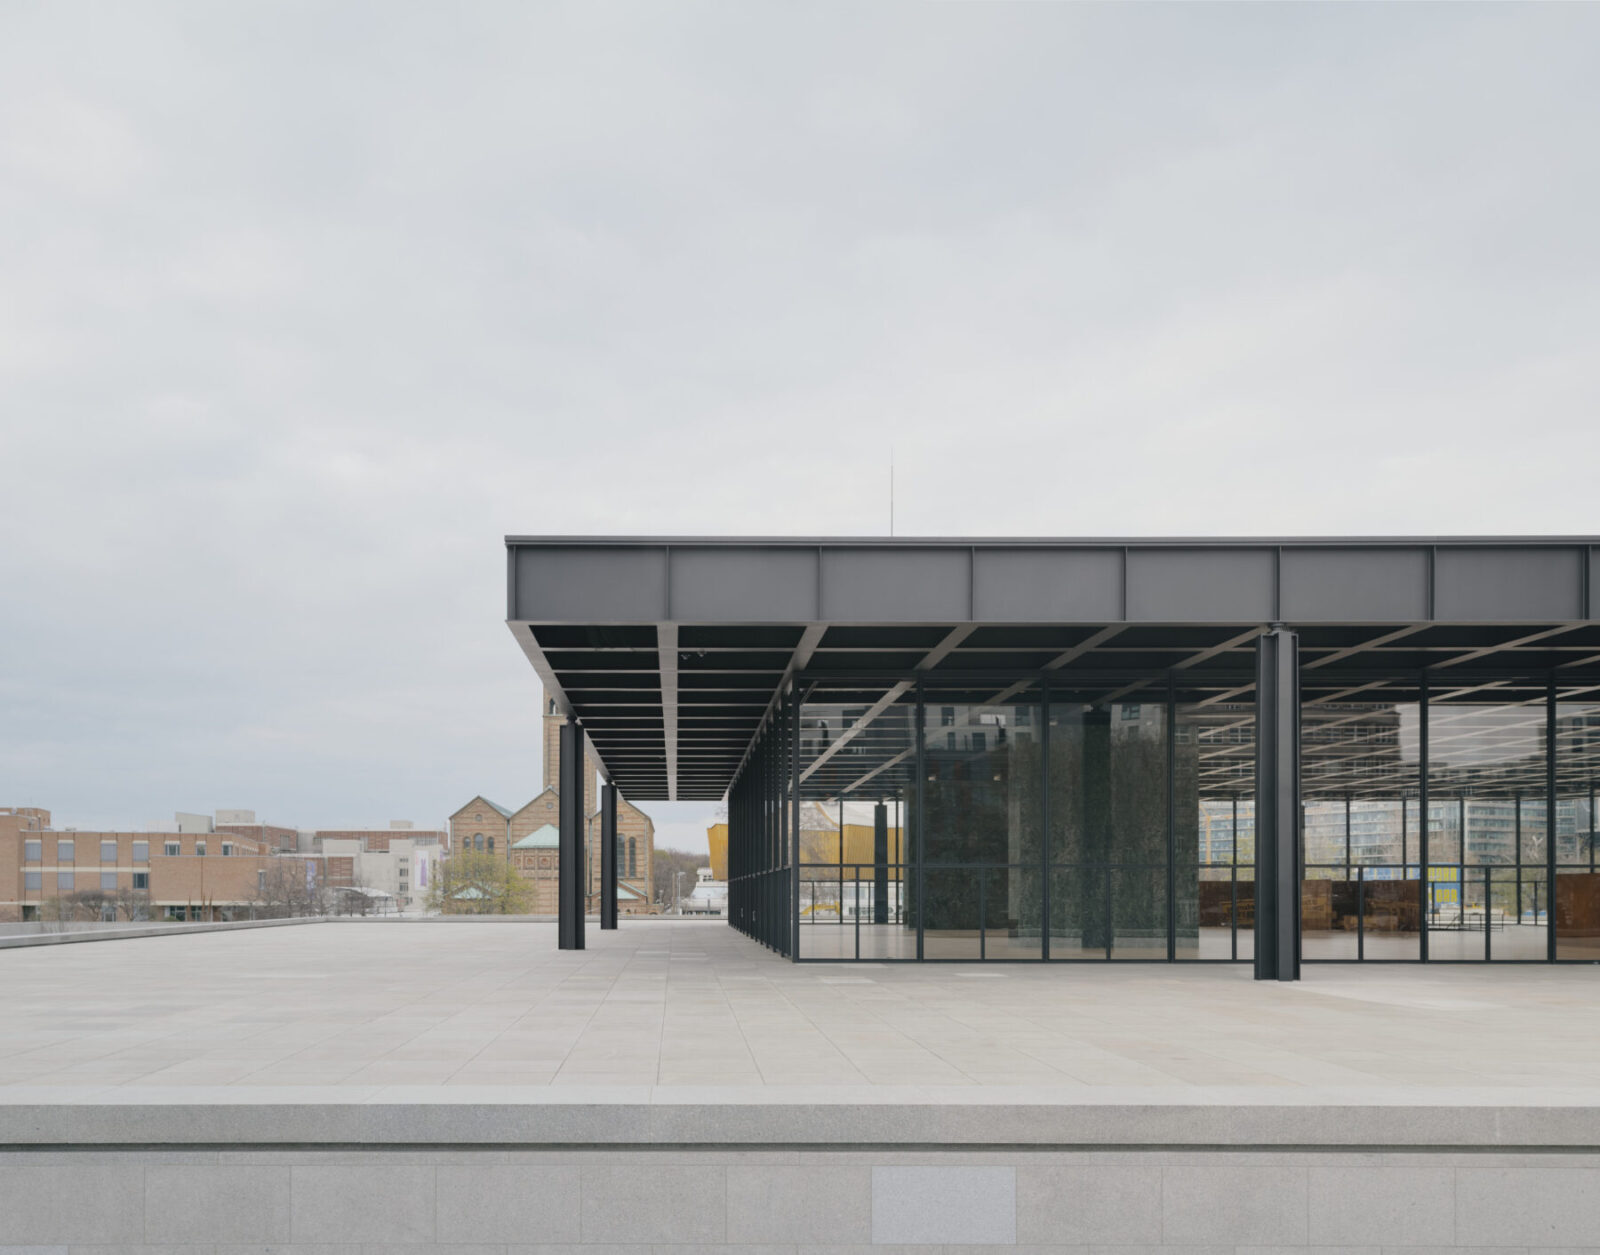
(707, 822, 728, 881)
(708, 802, 905, 883)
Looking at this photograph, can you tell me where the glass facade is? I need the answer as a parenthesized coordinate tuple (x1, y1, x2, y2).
(1301, 687, 1422, 961)
(723, 659, 1600, 965)
(1555, 695, 1600, 960)
(728, 674, 1258, 962)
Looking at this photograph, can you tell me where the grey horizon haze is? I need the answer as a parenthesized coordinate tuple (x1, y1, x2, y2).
(3, 4, 1598, 852)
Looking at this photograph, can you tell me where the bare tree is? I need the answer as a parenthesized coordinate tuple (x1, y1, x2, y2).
(251, 859, 332, 918)
(66, 888, 115, 922)
(652, 848, 702, 910)
(37, 896, 73, 932)
(113, 887, 150, 921)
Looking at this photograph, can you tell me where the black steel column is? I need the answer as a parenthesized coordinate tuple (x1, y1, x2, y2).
(914, 683, 926, 960)
(789, 686, 800, 961)
(1255, 627, 1301, 982)
(1419, 673, 1430, 961)
(558, 719, 585, 950)
(1547, 678, 1558, 961)
(873, 802, 889, 925)
(600, 782, 618, 931)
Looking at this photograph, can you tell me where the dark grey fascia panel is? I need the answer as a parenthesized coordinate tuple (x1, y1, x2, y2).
(1126, 548, 1276, 623)
(513, 545, 668, 622)
(670, 546, 818, 622)
(1433, 547, 1583, 622)
(1280, 547, 1429, 622)
(819, 547, 972, 622)
(506, 537, 1600, 627)
(973, 548, 1123, 622)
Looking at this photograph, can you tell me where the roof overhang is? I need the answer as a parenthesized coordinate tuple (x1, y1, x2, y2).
(506, 536, 1600, 802)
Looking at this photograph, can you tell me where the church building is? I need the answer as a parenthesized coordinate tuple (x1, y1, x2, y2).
(450, 690, 655, 915)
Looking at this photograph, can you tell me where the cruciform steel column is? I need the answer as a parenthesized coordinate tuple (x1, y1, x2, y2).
(558, 719, 586, 950)
(873, 802, 889, 925)
(600, 782, 618, 931)
(1254, 626, 1301, 982)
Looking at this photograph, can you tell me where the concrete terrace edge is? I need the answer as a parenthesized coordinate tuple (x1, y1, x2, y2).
(0, 916, 331, 948)
(7, 1092, 1600, 1147)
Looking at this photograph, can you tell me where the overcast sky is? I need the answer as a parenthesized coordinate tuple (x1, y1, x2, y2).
(3, 3, 1598, 849)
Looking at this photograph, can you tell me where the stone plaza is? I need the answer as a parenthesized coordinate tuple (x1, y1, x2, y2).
(5, 918, 1600, 1250)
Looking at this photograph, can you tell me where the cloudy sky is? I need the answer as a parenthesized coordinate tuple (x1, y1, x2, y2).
(3, 3, 1598, 848)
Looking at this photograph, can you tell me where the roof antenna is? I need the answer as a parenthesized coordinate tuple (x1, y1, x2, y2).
(889, 446, 895, 537)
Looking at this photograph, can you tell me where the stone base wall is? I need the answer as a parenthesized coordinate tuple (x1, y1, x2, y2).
(4, 1145, 1600, 1251)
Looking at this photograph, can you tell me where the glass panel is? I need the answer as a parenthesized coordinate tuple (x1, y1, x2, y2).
(1176, 695, 1254, 960)
(1555, 697, 1600, 958)
(1302, 870, 1360, 959)
(922, 867, 980, 958)
(797, 680, 916, 960)
(1490, 866, 1546, 960)
(1302, 690, 1422, 960)
(797, 877, 851, 959)
(923, 697, 1042, 865)
(1358, 869, 1422, 960)
(100, 841, 117, 862)
(1556, 867, 1600, 961)
(859, 867, 917, 960)
(1428, 687, 1548, 960)
(1235, 870, 1256, 961)
(1111, 865, 1167, 959)
(983, 866, 1041, 959)
(1047, 698, 1165, 864)
(1047, 693, 1167, 961)
(1195, 867, 1241, 960)
(132, 841, 148, 864)
(1048, 866, 1105, 959)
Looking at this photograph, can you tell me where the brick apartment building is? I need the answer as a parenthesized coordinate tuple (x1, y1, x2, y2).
(0, 806, 326, 923)
(449, 690, 656, 915)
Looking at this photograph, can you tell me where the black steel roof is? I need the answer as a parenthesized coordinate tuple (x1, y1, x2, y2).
(506, 537, 1600, 801)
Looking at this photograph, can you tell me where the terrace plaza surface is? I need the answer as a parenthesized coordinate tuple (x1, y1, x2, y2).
(12, 921, 1600, 1252)
(4, 918, 1600, 1099)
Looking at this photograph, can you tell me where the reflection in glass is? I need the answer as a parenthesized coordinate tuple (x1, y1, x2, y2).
(1048, 867, 1100, 959)
(921, 696, 1041, 958)
(798, 682, 917, 959)
(1048, 698, 1166, 959)
(1358, 873, 1422, 960)
(1301, 694, 1422, 960)
(1555, 698, 1600, 958)
(1427, 690, 1548, 959)
(984, 867, 1042, 959)
(1176, 699, 1254, 960)
(1111, 865, 1167, 959)
(922, 866, 980, 958)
